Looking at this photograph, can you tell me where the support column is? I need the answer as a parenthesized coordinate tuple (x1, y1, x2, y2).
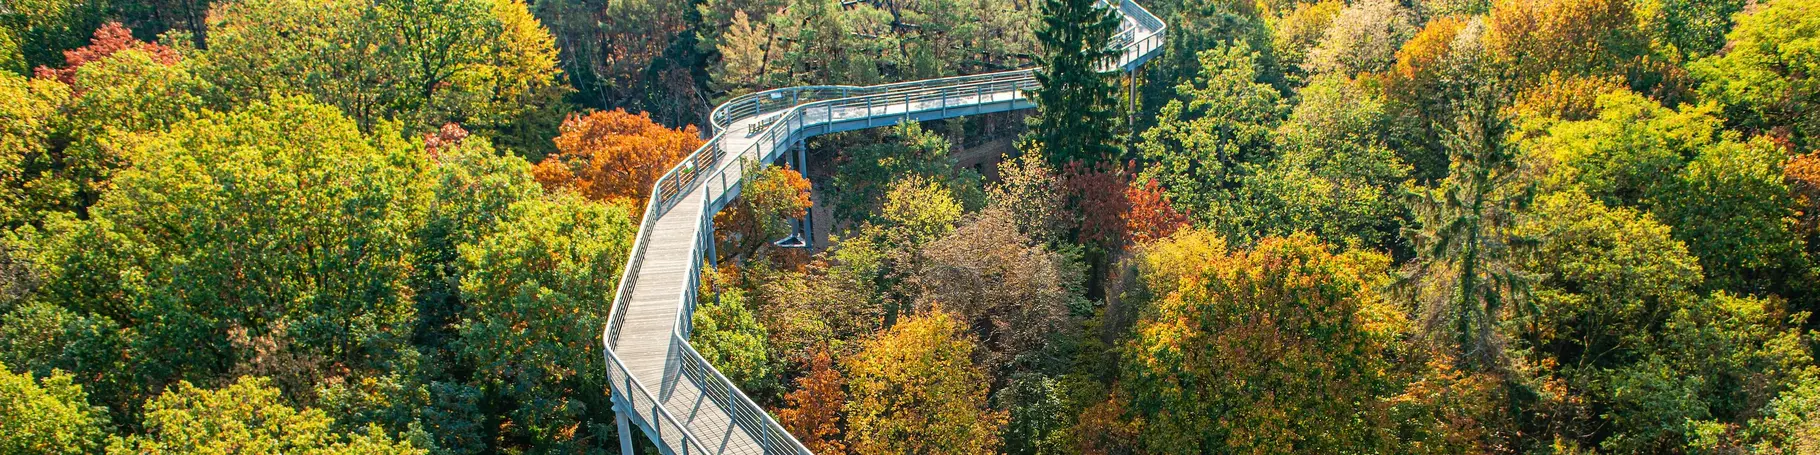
(796, 141, 814, 249)
(615, 402, 636, 455)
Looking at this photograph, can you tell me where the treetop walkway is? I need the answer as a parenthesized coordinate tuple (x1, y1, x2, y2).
(602, 3, 1165, 452)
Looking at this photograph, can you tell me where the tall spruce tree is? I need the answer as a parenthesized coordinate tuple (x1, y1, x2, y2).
(1028, 0, 1125, 165)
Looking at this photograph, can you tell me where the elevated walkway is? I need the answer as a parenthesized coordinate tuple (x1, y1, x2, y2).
(602, 3, 1165, 453)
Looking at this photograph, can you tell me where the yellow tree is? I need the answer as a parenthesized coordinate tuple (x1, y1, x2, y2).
(844, 310, 1005, 455)
(1118, 230, 1407, 453)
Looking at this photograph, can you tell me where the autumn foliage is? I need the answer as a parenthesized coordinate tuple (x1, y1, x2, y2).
(1123, 178, 1190, 245)
(533, 109, 703, 208)
(34, 22, 178, 86)
(776, 347, 847, 454)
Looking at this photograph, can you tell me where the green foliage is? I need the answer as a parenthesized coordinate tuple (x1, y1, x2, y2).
(0, 28, 23, 75)
(1691, 0, 1820, 150)
(1119, 231, 1406, 453)
(0, 363, 109, 454)
(108, 377, 423, 454)
(1654, 135, 1807, 295)
(1028, 0, 1124, 165)
(832, 123, 980, 227)
(1519, 89, 1721, 207)
(1138, 42, 1285, 224)
(456, 191, 633, 451)
(0, 0, 110, 72)
(199, 0, 569, 155)
(692, 276, 776, 393)
(1234, 74, 1408, 247)
(24, 97, 426, 414)
(1400, 89, 1531, 370)
(880, 176, 965, 245)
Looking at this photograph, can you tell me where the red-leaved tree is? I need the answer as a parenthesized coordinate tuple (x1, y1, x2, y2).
(34, 22, 179, 86)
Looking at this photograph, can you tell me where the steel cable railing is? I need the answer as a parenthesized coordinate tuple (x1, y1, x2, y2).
(603, 0, 1165, 453)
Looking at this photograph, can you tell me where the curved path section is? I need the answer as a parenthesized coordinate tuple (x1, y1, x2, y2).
(603, 3, 1165, 453)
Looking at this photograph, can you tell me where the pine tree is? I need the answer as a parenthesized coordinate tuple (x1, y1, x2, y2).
(1028, 0, 1124, 165)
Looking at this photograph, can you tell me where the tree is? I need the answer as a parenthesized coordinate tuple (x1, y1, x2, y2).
(1118, 231, 1406, 453)
(844, 310, 1006, 455)
(692, 271, 776, 393)
(1235, 74, 1408, 247)
(1654, 136, 1807, 296)
(199, 0, 569, 153)
(716, 163, 811, 259)
(879, 176, 965, 245)
(913, 206, 1088, 372)
(30, 22, 177, 86)
(1027, 0, 1124, 165)
(1268, 0, 1341, 83)
(0, 0, 110, 72)
(1481, 0, 1655, 92)
(108, 377, 422, 454)
(1137, 42, 1284, 223)
(777, 347, 847, 454)
(1122, 178, 1190, 245)
(832, 122, 978, 227)
(1400, 89, 1532, 370)
(1303, 0, 1417, 77)
(456, 192, 634, 451)
(1690, 0, 1820, 150)
(0, 71, 68, 228)
(713, 10, 773, 94)
(0, 363, 109, 454)
(25, 97, 426, 413)
(533, 109, 703, 209)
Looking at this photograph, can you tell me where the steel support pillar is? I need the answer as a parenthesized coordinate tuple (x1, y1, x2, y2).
(795, 142, 814, 249)
(614, 401, 635, 455)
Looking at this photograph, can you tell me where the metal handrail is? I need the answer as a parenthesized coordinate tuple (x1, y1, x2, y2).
(602, 1, 1164, 453)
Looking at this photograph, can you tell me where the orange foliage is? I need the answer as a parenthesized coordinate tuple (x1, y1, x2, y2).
(1786, 150, 1820, 237)
(533, 109, 703, 208)
(1388, 16, 1465, 83)
(776, 347, 847, 454)
(423, 123, 471, 161)
(1123, 178, 1190, 245)
(34, 22, 179, 86)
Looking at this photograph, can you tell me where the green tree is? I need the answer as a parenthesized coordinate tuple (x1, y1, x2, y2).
(108, 376, 422, 454)
(1137, 42, 1284, 224)
(692, 271, 776, 393)
(1690, 0, 1819, 150)
(1027, 0, 1124, 165)
(0, 0, 110, 72)
(199, 0, 568, 153)
(1234, 74, 1407, 247)
(1654, 136, 1807, 297)
(1118, 230, 1406, 453)
(456, 192, 634, 452)
(1400, 89, 1532, 370)
(25, 96, 427, 414)
(0, 363, 109, 454)
(844, 310, 1006, 455)
(832, 122, 979, 227)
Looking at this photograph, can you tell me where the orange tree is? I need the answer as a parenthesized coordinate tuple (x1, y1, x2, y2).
(532, 109, 702, 210)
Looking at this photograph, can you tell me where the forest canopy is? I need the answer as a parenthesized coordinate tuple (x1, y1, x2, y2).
(3, 0, 1820, 453)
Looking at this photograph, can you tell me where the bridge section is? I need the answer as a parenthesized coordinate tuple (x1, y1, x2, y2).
(603, 3, 1165, 453)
